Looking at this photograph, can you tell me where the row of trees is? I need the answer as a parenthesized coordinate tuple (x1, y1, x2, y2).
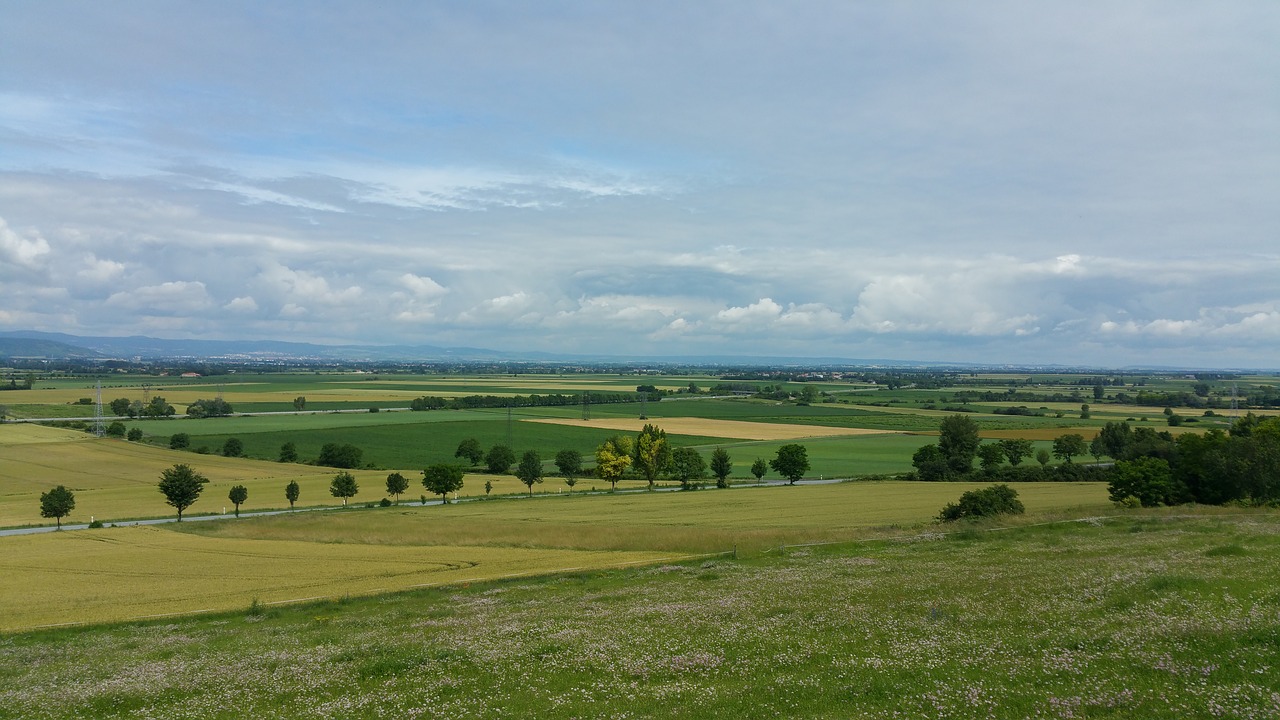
(911, 415, 1098, 482)
(592, 424, 810, 491)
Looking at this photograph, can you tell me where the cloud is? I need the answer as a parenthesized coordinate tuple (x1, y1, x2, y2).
(224, 296, 258, 313)
(76, 255, 126, 282)
(105, 281, 212, 314)
(0, 216, 50, 268)
(399, 273, 447, 298)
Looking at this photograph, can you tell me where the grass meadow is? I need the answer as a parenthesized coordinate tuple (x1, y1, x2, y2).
(2, 511, 1277, 718)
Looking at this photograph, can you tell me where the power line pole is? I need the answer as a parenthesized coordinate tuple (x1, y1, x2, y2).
(93, 380, 105, 437)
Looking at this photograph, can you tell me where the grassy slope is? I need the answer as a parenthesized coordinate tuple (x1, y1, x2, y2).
(1, 512, 1277, 719)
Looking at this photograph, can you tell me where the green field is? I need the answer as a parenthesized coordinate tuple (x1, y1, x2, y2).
(2, 511, 1277, 718)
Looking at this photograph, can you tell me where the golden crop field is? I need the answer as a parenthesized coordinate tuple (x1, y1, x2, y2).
(0, 424, 656, 528)
(526, 416, 896, 440)
(187, 480, 1113, 554)
(0, 526, 682, 631)
(0, 425, 410, 526)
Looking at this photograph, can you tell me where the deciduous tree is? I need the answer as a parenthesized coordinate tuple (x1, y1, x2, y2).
(751, 457, 768, 481)
(329, 471, 359, 506)
(385, 472, 409, 503)
(633, 424, 671, 489)
(555, 449, 583, 491)
(485, 445, 515, 474)
(710, 448, 732, 488)
(671, 447, 707, 489)
(228, 485, 248, 517)
(516, 450, 543, 495)
(40, 485, 75, 529)
(285, 480, 300, 509)
(158, 463, 208, 520)
(770, 444, 810, 484)
(422, 464, 465, 504)
(222, 437, 244, 457)
(1052, 434, 1088, 463)
(997, 438, 1034, 467)
(595, 435, 633, 491)
(279, 441, 298, 463)
(938, 414, 981, 474)
(455, 438, 484, 465)
(169, 433, 191, 450)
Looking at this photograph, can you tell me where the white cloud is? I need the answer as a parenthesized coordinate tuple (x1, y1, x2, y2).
(400, 273, 447, 298)
(105, 281, 212, 314)
(76, 255, 126, 282)
(0, 217, 50, 268)
(224, 296, 258, 313)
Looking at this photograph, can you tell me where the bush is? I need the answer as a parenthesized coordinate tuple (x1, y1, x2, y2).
(87, 519, 104, 529)
(938, 484, 1025, 522)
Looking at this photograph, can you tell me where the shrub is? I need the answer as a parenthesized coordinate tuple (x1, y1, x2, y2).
(938, 484, 1025, 522)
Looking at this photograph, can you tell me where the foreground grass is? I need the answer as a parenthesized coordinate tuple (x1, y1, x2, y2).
(2, 512, 1278, 719)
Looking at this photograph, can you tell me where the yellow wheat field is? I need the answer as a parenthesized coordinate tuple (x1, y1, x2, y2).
(0, 526, 682, 631)
(0, 425, 407, 527)
(525, 417, 896, 440)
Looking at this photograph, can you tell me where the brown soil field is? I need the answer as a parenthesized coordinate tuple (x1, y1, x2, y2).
(525, 417, 896, 440)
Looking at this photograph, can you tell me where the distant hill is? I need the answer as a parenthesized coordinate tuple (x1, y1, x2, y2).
(0, 337, 102, 359)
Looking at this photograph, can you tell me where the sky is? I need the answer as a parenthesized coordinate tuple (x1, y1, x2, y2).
(1, 1, 1278, 367)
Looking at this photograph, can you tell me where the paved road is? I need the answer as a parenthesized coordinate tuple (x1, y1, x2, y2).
(0, 478, 848, 537)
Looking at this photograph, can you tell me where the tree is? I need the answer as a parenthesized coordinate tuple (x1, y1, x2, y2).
(485, 445, 515, 474)
(455, 438, 485, 466)
(279, 441, 298, 463)
(39, 485, 75, 529)
(770, 444, 810, 485)
(1052, 434, 1088, 463)
(228, 485, 248, 517)
(710, 448, 732, 488)
(105, 421, 127, 438)
(385, 472, 409, 503)
(911, 444, 948, 481)
(126, 427, 143, 442)
(516, 450, 543, 496)
(317, 442, 363, 469)
(170, 432, 191, 450)
(1096, 422, 1134, 460)
(1093, 384, 1105, 400)
(671, 447, 707, 490)
(938, 414, 981, 474)
(798, 385, 820, 405)
(633, 424, 671, 489)
(158, 463, 208, 520)
(109, 398, 131, 416)
(1108, 457, 1186, 507)
(595, 435, 633, 491)
(1035, 448, 1051, 467)
(293, 396, 307, 411)
(222, 437, 244, 457)
(554, 449, 583, 491)
(976, 443, 1005, 472)
(329, 471, 359, 506)
(751, 458, 768, 482)
(997, 438, 1034, 467)
(285, 480, 300, 509)
(422, 464, 465, 504)
(1089, 435, 1106, 464)
(938, 484, 1025, 522)
(186, 398, 233, 418)
(141, 396, 176, 419)
(1080, 403, 1091, 420)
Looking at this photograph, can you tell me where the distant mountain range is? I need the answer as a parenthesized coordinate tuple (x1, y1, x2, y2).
(0, 330, 1270, 371)
(0, 330, 930, 366)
